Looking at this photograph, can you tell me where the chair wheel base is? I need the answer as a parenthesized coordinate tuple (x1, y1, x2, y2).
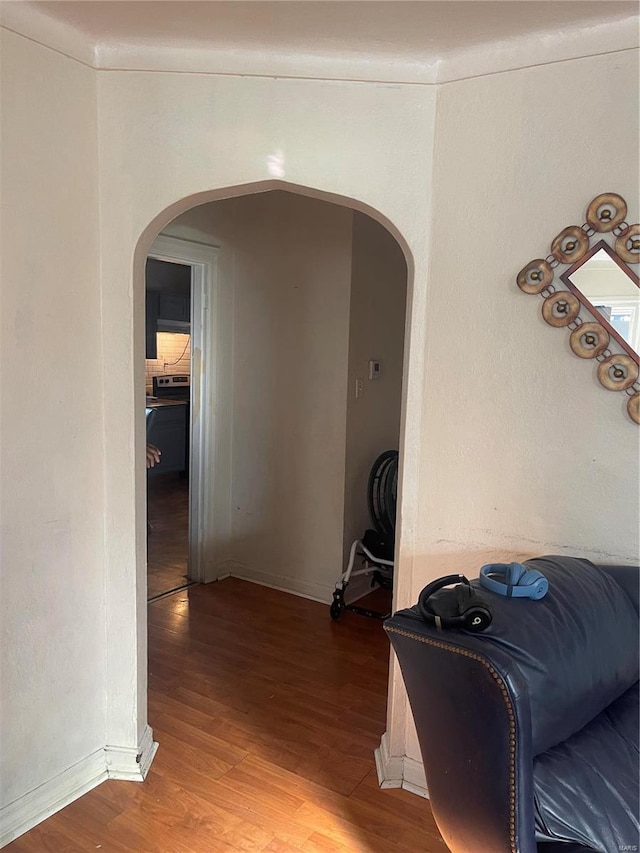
(330, 586, 345, 620)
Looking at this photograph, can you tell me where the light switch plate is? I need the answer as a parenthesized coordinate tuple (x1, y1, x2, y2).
(368, 360, 381, 380)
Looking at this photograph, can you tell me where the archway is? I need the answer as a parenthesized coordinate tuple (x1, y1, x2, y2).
(109, 180, 419, 788)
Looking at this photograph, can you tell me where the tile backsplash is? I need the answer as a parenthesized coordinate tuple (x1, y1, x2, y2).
(146, 333, 191, 392)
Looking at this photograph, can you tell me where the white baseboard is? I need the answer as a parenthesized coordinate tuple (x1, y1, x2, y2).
(1, 727, 158, 847)
(214, 561, 383, 608)
(105, 724, 158, 781)
(222, 562, 334, 604)
(374, 732, 429, 799)
(0, 748, 107, 848)
(212, 560, 238, 580)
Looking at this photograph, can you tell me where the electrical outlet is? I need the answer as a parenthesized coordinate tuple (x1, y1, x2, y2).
(355, 378, 364, 398)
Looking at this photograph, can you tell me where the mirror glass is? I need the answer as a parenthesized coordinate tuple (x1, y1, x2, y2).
(568, 248, 640, 353)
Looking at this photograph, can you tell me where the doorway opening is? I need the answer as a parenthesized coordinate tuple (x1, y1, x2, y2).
(132, 183, 415, 796)
(142, 189, 408, 614)
(145, 256, 193, 600)
(144, 236, 219, 600)
(140, 186, 409, 821)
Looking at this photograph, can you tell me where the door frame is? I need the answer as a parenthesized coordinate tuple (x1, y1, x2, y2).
(147, 235, 220, 583)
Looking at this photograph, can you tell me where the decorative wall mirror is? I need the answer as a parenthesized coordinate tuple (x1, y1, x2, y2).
(517, 193, 640, 424)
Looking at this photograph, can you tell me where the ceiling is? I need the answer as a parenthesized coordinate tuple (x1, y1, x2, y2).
(3, 1, 638, 82)
(27, 1, 638, 57)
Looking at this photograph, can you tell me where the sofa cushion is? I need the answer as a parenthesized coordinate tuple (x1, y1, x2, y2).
(466, 556, 639, 753)
(534, 683, 639, 852)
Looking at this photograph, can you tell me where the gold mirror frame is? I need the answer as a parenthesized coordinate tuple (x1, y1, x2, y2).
(517, 193, 640, 424)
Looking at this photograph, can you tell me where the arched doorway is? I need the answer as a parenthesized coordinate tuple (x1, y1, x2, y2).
(108, 180, 418, 785)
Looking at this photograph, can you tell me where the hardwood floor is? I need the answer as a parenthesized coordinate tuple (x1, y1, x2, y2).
(6, 580, 446, 852)
(147, 474, 193, 600)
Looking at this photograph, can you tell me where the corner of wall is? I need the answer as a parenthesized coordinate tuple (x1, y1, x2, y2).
(374, 732, 428, 800)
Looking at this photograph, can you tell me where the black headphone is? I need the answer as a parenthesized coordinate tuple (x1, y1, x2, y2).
(418, 574, 493, 633)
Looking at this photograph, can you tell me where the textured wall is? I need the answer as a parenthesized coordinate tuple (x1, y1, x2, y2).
(405, 47, 640, 763)
(342, 214, 407, 569)
(0, 30, 102, 807)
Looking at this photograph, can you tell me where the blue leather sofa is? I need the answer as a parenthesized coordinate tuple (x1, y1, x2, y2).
(386, 556, 639, 853)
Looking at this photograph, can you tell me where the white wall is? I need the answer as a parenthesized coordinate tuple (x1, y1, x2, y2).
(166, 191, 354, 600)
(230, 193, 353, 597)
(0, 28, 104, 820)
(404, 47, 640, 765)
(342, 214, 407, 568)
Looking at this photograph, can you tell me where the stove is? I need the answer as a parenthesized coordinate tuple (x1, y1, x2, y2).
(151, 374, 191, 400)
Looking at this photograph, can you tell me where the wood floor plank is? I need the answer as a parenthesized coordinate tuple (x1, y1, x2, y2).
(6, 579, 443, 853)
(300, 826, 404, 853)
(263, 840, 305, 853)
(2, 826, 85, 853)
(147, 474, 190, 600)
(350, 770, 437, 827)
(152, 710, 250, 767)
(220, 754, 445, 852)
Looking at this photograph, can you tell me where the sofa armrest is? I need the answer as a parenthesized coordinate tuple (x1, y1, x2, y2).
(386, 614, 538, 853)
(597, 564, 640, 613)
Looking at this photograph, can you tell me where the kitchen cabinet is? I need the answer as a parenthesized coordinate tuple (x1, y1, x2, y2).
(145, 259, 191, 350)
(147, 403, 188, 476)
(146, 289, 190, 357)
(145, 291, 159, 359)
(158, 293, 190, 323)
